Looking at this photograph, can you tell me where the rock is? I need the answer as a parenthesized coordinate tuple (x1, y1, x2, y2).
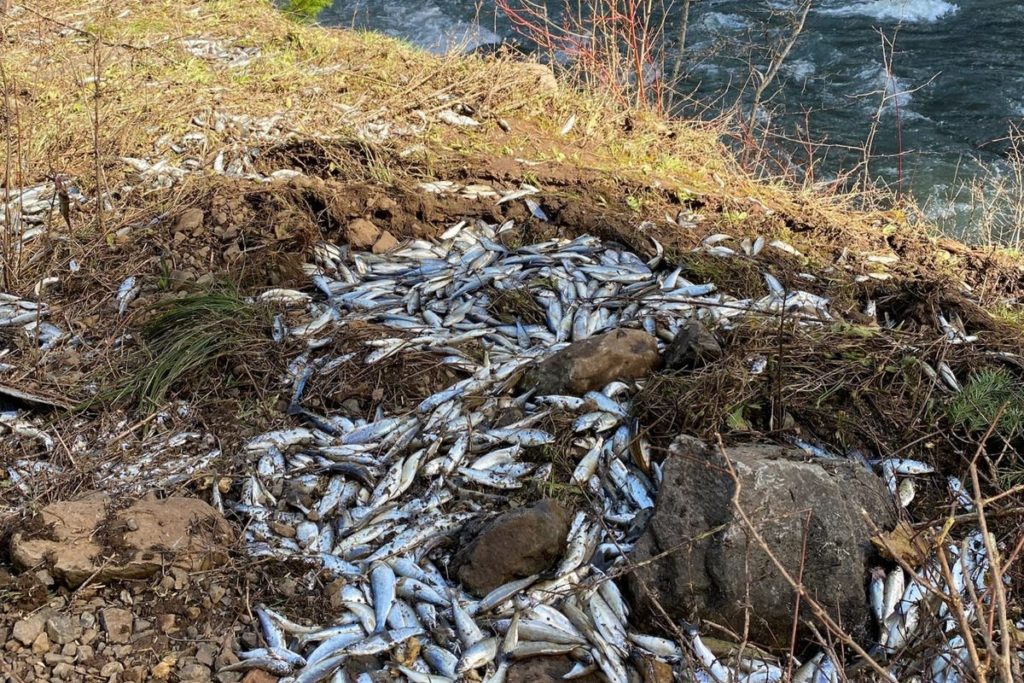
(628, 436, 895, 648)
(661, 319, 722, 370)
(454, 499, 571, 596)
(11, 493, 234, 586)
(196, 643, 217, 667)
(175, 208, 205, 234)
(100, 661, 124, 677)
(52, 662, 74, 679)
(637, 655, 675, 683)
(46, 614, 82, 644)
(31, 632, 50, 655)
(520, 329, 659, 395)
(157, 614, 177, 634)
(12, 609, 51, 646)
(507, 655, 601, 683)
(178, 662, 212, 682)
(152, 655, 177, 680)
(240, 671, 279, 683)
(370, 230, 399, 254)
(512, 62, 559, 95)
(345, 218, 380, 248)
(100, 607, 133, 644)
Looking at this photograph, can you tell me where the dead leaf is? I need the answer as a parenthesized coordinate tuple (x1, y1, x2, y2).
(872, 520, 934, 567)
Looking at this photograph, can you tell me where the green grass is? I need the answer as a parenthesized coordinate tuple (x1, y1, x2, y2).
(104, 290, 273, 411)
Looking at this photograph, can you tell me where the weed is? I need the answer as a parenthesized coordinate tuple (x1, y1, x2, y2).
(103, 289, 273, 411)
(946, 367, 1024, 441)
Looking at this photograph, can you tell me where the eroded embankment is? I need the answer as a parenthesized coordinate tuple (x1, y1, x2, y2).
(1, 1, 1022, 682)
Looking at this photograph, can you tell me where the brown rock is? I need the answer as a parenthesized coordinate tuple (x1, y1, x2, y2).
(11, 494, 234, 587)
(370, 230, 399, 254)
(521, 329, 659, 395)
(507, 655, 601, 683)
(31, 632, 50, 655)
(454, 499, 571, 596)
(628, 436, 896, 648)
(100, 607, 133, 644)
(241, 671, 279, 683)
(345, 218, 380, 249)
(637, 654, 675, 683)
(175, 208, 205, 234)
(157, 614, 177, 634)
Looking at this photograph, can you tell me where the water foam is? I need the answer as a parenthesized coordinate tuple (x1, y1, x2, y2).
(820, 0, 959, 23)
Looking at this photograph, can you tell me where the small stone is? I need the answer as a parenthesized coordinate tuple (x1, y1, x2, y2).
(345, 218, 380, 249)
(134, 618, 152, 632)
(99, 661, 124, 677)
(76, 644, 94, 662)
(179, 662, 212, 682)
(176, 208, 205, 234)
(508, 655, 600, 683)
(240, 672, 278, 683)
(80, 612, 96, 629)
(100, 607, 133, 644)
(196, 643, 217, 667)
(31, 632, 50, 655)
(267, 521, 294, 538)
(124, 517, 139, 531)
(158, 575, 175, 592)
(157, 614, 177, 634)
(216, 673, 242, 683)
(46, 614, 82, 644)
(52, 662, 73, 679)
(12, 609, 51, 646)
(61, 643, 77, 658)
(34, 569, 55, 586)
(80, 627, 98, 645)
(151, 655, 177, 680)
(171, 566, 190, 590)
(44, 653, 67, 665)
(371, 230, 399, 254)
(208, 584, 227, 605)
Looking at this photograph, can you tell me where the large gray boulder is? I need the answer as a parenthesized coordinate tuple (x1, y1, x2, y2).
(628, 436, 895, 648)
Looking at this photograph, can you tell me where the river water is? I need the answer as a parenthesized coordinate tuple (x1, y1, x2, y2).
(319, 1, 1024, 239)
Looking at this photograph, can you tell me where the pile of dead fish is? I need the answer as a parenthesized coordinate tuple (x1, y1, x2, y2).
(224, 217, 1004, 683)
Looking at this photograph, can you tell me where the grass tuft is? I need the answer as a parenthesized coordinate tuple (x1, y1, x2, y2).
(105, 289, 272, 411)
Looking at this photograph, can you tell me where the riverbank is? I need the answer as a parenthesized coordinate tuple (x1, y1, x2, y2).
(1, 1, 1022, 681)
